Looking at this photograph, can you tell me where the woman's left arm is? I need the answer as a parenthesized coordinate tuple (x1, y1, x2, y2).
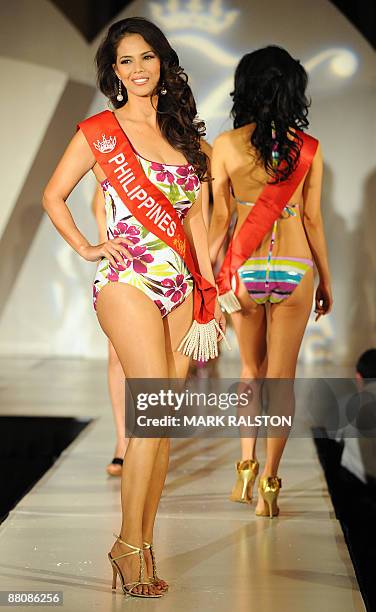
(184, 186, 216, 285)
(302, 143, 333, 320)
(184, 186, 226, 335)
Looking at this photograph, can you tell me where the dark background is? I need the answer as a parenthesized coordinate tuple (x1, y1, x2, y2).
(50, 0, 376, 47)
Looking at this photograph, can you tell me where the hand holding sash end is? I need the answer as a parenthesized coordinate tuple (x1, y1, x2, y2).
(177, 281, 230, 362)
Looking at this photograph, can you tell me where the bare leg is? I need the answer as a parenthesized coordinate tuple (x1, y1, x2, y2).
(142, 293, 193, 585)
(256, 268, 314, 513)
(107, 341, 128, 463)
(231, 280, 267, 461)
(96, 283, 171, 596)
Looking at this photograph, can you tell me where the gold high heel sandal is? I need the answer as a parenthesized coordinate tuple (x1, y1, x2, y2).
(255, 476, 282, 518)
(143, 542, 169, 591)
(230, 459, 259, 503)
(108, 533, 163, 598)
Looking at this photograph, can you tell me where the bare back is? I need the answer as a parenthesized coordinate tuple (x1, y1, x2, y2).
(212, 124, 323, 261)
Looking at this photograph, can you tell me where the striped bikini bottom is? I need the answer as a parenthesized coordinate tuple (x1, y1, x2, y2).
(238, 256, 313, 304)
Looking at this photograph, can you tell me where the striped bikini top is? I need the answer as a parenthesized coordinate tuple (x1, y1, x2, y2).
(234, 196, 298, 261)
(235, 197, 297, 218)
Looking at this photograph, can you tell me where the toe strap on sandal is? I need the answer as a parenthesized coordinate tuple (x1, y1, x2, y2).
(143, 541, 157, 580)
(143, 541, 163, 582)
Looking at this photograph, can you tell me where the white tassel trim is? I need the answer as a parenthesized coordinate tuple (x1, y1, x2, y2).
(178, 319, 231, 362)
(218, 289, 241, 314)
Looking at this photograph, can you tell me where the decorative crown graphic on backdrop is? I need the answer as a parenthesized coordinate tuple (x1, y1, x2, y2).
(149, 0, 239, 35)
(93, 134, 117, 154)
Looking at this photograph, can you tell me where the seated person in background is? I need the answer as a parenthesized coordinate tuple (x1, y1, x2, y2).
(339, 348, 376, 485)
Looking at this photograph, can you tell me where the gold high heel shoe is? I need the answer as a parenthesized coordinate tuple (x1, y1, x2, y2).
(230, 459, 259, 503)
(108, 533, 163, 598)
(143, 542, 169, 591)
(255, 476, 282, 518)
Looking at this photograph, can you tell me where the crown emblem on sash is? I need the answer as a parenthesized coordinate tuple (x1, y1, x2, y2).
(93, 133, 117, 153)
(150, 0, 239, 35)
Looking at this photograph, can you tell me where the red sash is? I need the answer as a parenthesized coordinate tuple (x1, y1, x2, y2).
(78, 110, 224, 360)
(216, 130, 318, 311)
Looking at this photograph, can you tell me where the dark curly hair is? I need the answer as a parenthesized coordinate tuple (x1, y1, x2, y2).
(231, 46, 310, 183)
(95, 17, 208, 180)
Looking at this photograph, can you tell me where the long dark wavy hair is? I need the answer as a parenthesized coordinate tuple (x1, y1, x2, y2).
(95, 17, 208, 180)
(231, 46, 310, 183)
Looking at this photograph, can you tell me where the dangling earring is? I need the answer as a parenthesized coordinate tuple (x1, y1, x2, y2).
(271, 120, 279, 169)
(160, 83, 167, 96)
(116, 78, 124, 102)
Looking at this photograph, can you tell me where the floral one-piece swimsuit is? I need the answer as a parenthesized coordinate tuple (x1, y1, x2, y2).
(93, 154, 200, 316)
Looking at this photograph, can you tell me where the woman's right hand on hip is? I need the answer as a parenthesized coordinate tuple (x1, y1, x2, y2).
(80, 236, 134, 268)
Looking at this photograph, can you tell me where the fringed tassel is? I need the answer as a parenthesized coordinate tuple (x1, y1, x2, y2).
(218, 289, 241, 314)
(178, 319, 230, 362)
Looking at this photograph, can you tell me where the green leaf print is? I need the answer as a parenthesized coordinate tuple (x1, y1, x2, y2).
(166, 251, 189, 275)
(166, 260, 180, 274)
(140, 225, 149, 240)
(168, 182, 181, 205)
(185, 190, 196, 203)
(99, 261, 109, 273)
(174, 250, 187, 269)
(145, 240, 162, 252)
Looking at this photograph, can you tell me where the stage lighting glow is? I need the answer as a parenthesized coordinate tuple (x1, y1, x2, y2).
(150, 0, 239, 35)
(330, 50, 358, 77)
(171, 34, 238, 66)
(304, 48, 358, 77)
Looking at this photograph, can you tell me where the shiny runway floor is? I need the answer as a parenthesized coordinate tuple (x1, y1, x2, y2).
(0, 357, 365, 611)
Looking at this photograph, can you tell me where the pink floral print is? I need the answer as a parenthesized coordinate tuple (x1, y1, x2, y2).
(112, 221, 141, 244)
(150, 162, 175, 184)
(108, 267, 119, 282)
(123, 245, 154, 274)
(93, 284, 99, 309)
(108, 244, 154, 277)
(162, 274, 188, 303)
(176, 166, 200, 191)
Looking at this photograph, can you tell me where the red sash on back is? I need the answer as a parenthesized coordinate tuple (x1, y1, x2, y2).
(78, 110, 225, 361)
(216, 130, 318, 312)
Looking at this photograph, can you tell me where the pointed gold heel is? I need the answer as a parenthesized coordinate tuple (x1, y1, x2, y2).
(255, 476, 282, 518)
(108, 533, 163, 598)
(143, 541, 169, 591)
(230, 459, 259, 503)
(111, 564, 117, 590)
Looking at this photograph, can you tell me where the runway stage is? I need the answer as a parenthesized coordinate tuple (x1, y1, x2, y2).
(0, 357, 365, 611)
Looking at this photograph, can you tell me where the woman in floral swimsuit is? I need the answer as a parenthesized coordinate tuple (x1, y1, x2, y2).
(93, 154, 200, 316)
(43, 17, 225, 599)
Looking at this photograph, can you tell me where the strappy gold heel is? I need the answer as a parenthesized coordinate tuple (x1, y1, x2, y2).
(255, 476, 282, 518)
(143, 541, 169, 591)
(230, 459, 259, 503)
(108, 533, 163, 598)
